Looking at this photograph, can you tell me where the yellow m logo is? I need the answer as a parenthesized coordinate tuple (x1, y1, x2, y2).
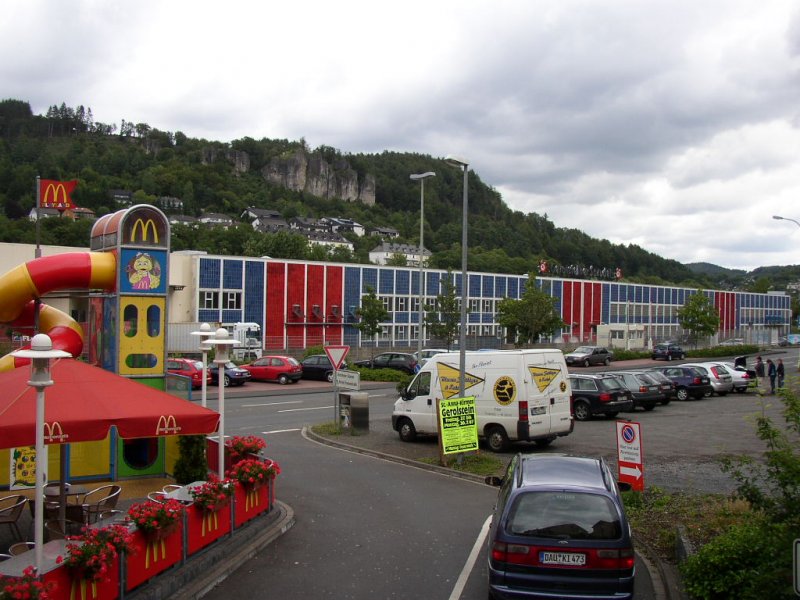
(156, 415, 180, 435)
(130, 218, 159, 243)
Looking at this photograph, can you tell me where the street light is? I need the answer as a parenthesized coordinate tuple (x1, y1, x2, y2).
(190, 323, 215, 408)
(12, 334, 71, 575)
(773, 215, 800, 228)
(203, 328, 239, 478)
(444, 155, 469, 396)
(410, 171, 436, 358)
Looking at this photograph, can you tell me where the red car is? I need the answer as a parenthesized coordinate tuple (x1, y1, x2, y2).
(166, 358, 211, 389)
(242, 355, 303, 384)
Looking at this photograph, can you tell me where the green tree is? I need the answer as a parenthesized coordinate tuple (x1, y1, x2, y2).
(425, 271, 462, 350)
(386, 253, 408, 266)
(497, 273, 565, 346)
(677, 291, 720, 347)
(749, 276, 772, 294)
(355, 286, 389, 358)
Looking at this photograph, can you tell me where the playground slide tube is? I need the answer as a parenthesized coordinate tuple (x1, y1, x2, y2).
(0, 252, 116, 372)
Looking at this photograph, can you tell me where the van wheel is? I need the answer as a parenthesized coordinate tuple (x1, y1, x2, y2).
(397, 419, 416, 443)
(573, 400, 592, 421)
(486, 427, 510, 453)
(676, 387, 689, 401)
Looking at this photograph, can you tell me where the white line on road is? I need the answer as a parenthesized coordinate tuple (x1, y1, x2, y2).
(241, 400, 303, 408)
(449, 515, 492, 600)
(278, 405, 334, 413)
(262, 429, 302, 435)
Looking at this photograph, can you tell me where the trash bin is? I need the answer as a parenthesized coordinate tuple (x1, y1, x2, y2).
(339, 391, 369, 431)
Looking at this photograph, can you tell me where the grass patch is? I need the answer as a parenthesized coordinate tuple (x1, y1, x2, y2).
(419, 452, 504, 476)
(623, 486, 752, 562)
(310, 421, 367, 437)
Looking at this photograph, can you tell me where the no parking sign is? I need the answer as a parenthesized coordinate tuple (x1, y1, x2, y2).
(616, 421, 644, 492)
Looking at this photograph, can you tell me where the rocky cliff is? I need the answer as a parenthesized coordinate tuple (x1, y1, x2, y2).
(261, 149, 376, 205)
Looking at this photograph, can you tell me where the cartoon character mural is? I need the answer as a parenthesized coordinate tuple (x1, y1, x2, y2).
(127, 252, 162, 290)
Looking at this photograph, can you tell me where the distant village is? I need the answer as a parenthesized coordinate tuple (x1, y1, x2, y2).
(29, 193, 431, 267)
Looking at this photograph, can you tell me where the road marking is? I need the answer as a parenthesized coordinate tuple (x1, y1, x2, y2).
(263, 428, 301, 435)
(242, 400, 303, 408)
(449, 514, 492, 600)
(278, 405, 334, 413)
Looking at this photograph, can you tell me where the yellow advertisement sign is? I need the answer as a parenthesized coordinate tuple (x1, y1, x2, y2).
(436, 363, 484, 399)
(438, 396, 479, 454)
(11, 446, 36, 489)
(528, 366, 562, 392)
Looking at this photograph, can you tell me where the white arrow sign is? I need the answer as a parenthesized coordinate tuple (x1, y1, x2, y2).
(619, 465, 642, 479)
(324, 345, 349, 370)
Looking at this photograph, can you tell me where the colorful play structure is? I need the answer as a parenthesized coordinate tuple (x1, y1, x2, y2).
(0, 204, 184, 483)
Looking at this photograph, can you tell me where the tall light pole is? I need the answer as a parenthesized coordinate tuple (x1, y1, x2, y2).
(191, 323, 214, 408)
(445, 155, 469, 396)
(773, 215, 800, 228)
(12, 334, 70, 575)
(204, 328, 239, 478)
(410, 171, 435, 358)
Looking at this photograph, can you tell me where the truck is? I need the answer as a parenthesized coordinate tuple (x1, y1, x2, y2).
(392, 349, 574, 452)
(166, 322, 262, 361)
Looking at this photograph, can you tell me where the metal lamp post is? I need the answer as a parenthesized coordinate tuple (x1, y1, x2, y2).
(773, 215, 800, 228)
(11, 334, 70, 575)
(410, 171, 436, 358)
(444, 155, 469, 397)
(203, 328, 239, 478)
(191, 323, 215, 408)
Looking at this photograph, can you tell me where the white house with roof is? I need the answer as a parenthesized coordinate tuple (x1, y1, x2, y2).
(369, 242, 431, 266)
(367, 225, 400, 239)
(306, 231, 354, 252)
(319, 217, 365, 237)
(199, 213, 234, 228)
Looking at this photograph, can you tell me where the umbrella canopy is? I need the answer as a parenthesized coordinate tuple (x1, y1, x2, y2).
(0, 358, 220, 449)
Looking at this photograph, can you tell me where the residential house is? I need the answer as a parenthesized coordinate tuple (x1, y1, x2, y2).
(369, 242, 431, 266)
(199, 213, 235, 228)
(306, 231, 354, 252)
(289, 217, 330, 234)
(367, 226, 400, 240)
(319, 217, 365, 237)
(169, 215, 199, 227)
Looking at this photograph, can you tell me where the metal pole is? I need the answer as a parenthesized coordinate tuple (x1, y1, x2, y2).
(418, 178, 426, 357)
(34, 386, 46, 574)
(35, 176, 41, 259)
(201, 348, 208, 408)
(459, 165, 468, 397)
(218, 361, 225, 479)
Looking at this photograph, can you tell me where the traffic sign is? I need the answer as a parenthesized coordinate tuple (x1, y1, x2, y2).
(336, 369, 360, 391)
(324, 345, 349, 371)
(616, 421, 644, 491)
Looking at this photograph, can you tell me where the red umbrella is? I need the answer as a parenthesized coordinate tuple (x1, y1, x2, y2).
(0, 358, 220, 448)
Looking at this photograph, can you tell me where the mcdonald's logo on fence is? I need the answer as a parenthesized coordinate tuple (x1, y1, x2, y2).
(44, 421, 69, 443)
(156, 415, 180, 435)
(129, 218, 160, 244)
(39, 179, 78, 210)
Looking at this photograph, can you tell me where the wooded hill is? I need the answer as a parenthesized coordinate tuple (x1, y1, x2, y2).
(0, 98, 777, 289)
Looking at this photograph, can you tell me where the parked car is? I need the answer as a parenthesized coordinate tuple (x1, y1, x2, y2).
(485, 454, 635, 600)
(608, 371, 663, 411)
(709, 361, 753, 393)
(719, 338, 745, 347)
(681, 363, 734, 396)
(353, 352, 418, 374)
(651, 343, 685, 361)
(564, 346, 613, 367)
(412, 348, 448, 366)
(568, 374, 634, 421)
(242, 355, 303, 384)
(648, 365, 713, 400)
(166, 358, 211, 389)
(209, 361, 252, 387)
(300, 354, 346, 382)
(642, 369, 675, 405)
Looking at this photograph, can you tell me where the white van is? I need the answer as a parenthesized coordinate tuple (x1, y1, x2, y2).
(392, 349, 573, 452)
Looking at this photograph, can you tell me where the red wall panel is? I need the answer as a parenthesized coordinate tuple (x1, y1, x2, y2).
(325, 266, 344, 345)
(265, 262, 286, 350)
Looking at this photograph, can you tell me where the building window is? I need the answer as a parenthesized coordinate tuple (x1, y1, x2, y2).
(482, 299, 493, 313)
(469, 299, 480, 313)
(200, 291, 219, 310)
(396, 297, 408, 312)
(224, 291, 242, 310)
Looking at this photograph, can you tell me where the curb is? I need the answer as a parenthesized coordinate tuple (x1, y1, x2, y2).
(306, 427, 680, 600)
(128, 501, 295, 600)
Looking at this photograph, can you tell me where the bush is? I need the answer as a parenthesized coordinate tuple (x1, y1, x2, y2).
(173, 435, 208, 484)
(350, 365, 410, 383)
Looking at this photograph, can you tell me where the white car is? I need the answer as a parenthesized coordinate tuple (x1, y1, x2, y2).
(413, 348, 448, 366)
(712, 361, 754, 393)
(682, 363, 735, 396)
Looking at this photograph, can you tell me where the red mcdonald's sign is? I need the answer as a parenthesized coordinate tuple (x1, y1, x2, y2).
(39, 179, 78, 210)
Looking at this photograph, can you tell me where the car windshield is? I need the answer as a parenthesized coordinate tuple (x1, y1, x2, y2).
(506, 491, 621, 540)
(572, 346, 593, 354)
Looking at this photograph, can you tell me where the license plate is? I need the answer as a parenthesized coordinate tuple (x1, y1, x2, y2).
(540, 552, 586, 566)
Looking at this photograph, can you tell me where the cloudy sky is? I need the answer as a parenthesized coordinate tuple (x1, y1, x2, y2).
(4, 0, 800, 271)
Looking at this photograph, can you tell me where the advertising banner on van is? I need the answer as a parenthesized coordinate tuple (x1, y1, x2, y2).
(436, 363, 484, 399)
(437, 396, 478, 454)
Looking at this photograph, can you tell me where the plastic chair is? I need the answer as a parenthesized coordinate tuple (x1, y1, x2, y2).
(45, 519, 84, 540)
(0, 495, 27, 542)
(73, 485, 122, 525)
(147, 491, 168, 503)
(8, 541, 35, 556)
(162, 484, 182, 494)
(0, 553, 12, 562)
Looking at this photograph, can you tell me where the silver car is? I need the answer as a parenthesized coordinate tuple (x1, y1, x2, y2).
(682, 363, 734, 396)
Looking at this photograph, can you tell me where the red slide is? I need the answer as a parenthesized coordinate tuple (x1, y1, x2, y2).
(0, 252, 117, 372)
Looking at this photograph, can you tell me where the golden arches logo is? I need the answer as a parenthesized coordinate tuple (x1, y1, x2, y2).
(156, 415, 180, 435)
(44, 421, 68, 443)
(130, 218, 160, 243)
(42, 183, 70, 208)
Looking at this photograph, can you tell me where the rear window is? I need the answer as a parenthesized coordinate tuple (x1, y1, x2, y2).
(506, 491, 621, 540)
(288, 357, 301, 366)
(597, 377, 624, 391)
